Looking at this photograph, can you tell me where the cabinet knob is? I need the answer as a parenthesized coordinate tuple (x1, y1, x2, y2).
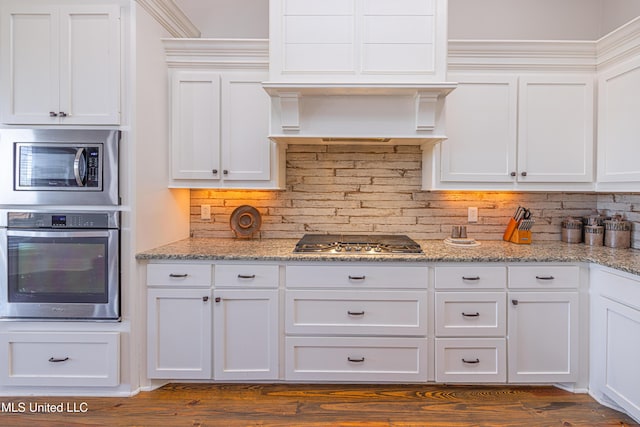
(215, 297, 221, 303)
(512, 299, 519, 306)
(59, 111, 67, 117)
(521, 171, 527, 177)
(223, 170, 228, 175)
(202, 296, 209, 302)
(510, 171, 516, 177)
(212, 169, 218, 175)
(49, 111, 58, 117)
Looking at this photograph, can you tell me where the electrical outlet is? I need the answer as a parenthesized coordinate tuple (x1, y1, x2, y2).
(201, 204, 211, 220)
(468, 207, 478, 223)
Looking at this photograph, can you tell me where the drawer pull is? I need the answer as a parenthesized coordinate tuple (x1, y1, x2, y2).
(49, 357, 69, 363)
(347, 311, 365, 316)
(237, 274, 256, 279)
(535, 275, 555, 280)
(169, 273, 188, 278)
(347, 357, 365, 363)
(348, 275, 366, 281)
(462, 276, 481, 281)
(462, 358, 480, 364)
(203, 296, 209, 302)
(462, 312, 480, 317)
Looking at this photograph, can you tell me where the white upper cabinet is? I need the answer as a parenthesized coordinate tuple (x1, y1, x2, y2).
(596, 56, 640, 189)
(0, 2, 120, 125)
(164, 39, 284, 189)
(269, 0, 448, 83)
(435, 72, 594, 190)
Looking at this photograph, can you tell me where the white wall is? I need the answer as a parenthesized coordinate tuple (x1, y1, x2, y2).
(174, 0, 268, 38)
(173, 0, 640, 41)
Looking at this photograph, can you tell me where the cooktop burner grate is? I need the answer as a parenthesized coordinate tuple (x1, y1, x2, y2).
(293, 234, 423, 254)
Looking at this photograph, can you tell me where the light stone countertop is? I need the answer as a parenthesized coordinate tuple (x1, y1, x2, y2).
(136, 238, 640, 277)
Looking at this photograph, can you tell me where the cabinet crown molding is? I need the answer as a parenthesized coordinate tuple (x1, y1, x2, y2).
(163, 38, 269, 69)
(136, 0, 200, 38)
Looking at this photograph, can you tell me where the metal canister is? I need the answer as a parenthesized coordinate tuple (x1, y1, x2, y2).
(584, 225, 604, 246)
(604, 218, 631, 248)
(561, 217, 583, 243)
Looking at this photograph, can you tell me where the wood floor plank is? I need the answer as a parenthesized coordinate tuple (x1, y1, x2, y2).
(0, 383, 637, 426)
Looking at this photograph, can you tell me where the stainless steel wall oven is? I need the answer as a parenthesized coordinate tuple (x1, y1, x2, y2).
(0, 129, 119, 206)
(0, 210, 120, 321)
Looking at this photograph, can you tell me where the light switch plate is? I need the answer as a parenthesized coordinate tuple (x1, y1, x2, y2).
(201, 204, 211, 220)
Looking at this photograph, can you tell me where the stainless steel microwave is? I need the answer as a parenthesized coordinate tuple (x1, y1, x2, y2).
(0, 129, 119, 206)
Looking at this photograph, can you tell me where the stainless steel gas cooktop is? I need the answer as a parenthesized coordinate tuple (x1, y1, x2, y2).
(293, 234, 423, 254)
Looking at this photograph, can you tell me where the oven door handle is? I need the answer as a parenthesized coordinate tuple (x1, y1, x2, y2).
(7, 229, 113, 238)
(74, 147, 87, 187)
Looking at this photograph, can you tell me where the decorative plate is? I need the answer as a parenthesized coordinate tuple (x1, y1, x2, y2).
(230, 205, 262, 238)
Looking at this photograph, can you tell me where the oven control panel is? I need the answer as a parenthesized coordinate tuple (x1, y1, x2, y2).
(6, 211, 119, 229)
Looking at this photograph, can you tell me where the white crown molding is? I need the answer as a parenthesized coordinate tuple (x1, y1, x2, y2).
(163, 38, 269, 69)
(448, 40, 597, 72)
(597, 16, 640, 70)
(135, 0, 200, 38)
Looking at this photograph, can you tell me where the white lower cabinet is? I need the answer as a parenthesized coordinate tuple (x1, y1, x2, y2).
(285, 337, 428, 382)
(285, 263, 429, 382)
(0, 331, 119, 387)
(147, 288, 213, 379)
(590, 266, 640, 422)
(507, 292, 578, 383)
(213, 289, 279, 380)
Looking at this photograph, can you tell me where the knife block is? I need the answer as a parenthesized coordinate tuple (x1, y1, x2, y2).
(509, 229, 532, 244)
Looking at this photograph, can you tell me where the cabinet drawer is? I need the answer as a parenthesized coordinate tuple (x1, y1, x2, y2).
(215, 264, 279, 288)
(285, 336, 427, 382)
(435, 338, 506, 383)
(435, 292, 506, 337)
(286, 290, 427, 336)
(147, 263, 212, 287)
(0, 332, 119, 387)
(435, 265, 506, 289)
(508, 265, 579, 289)
(286, 265, 427, 289)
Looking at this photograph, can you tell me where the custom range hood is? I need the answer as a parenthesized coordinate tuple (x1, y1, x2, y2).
(264, 0, 455, 145)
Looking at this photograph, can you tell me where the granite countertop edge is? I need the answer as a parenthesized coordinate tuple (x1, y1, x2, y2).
(136, 238, 640, 277)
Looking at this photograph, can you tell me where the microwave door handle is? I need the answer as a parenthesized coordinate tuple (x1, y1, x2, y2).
(73, 147, 87, 186)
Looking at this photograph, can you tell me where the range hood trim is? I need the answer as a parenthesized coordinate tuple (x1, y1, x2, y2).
(263, 82, 457, 145)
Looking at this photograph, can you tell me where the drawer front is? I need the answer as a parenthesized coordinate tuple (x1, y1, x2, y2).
(435, 338, 506, 383)
(508, 265, 579, 289)
(435, 265, 506, 289)
(435, 292, 506, 337)
(286, 265, 427, 289)
(286, 290, 427, 336)
(0, 332, 120, 387)
(147, 263, 212, 287)
(216, 264, 279, 288)
(285, 336, 427, 382)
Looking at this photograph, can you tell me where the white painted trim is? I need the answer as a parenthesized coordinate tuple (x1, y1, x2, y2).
(163, 38, 269, 69)
(596, 16, 640, 71)
(135, 0, 200, 38)
(448, 40, 597, 72)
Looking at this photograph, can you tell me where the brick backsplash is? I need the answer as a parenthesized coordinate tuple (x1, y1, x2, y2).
(190, 145, 639, 248)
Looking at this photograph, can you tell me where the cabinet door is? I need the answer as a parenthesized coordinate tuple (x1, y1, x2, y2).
(170, 71, 222, 181)
(57, 5, 120, 125)
(213, 289, 279, 380)
(441, 74, 517, 182)
(597, 57, 640, 186)
(147, 288, 212, 379)
(595, 296, 640, 420)
(517, 75, 594, 183)
(507, 292, 578, 383)
(0, 4, 59, 124)
(220, 73, 271, 181)
(0, 3, 120, 125)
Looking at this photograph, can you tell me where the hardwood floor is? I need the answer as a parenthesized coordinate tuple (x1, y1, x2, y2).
(0, 383, 637, 426)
